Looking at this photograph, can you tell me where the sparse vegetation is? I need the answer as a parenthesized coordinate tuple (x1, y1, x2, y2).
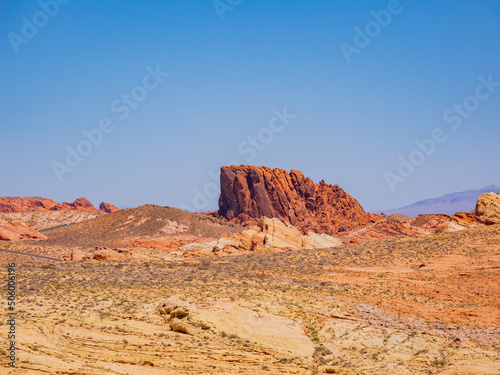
(1, 224, 498, 373)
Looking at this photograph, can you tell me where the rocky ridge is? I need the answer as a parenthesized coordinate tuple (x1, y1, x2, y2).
(217, 165, 377, 235)
(174, 217, 343, 257)
(0, 196, 118, 213)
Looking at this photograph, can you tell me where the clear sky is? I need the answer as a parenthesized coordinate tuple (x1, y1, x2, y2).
(1, 0, 499, 212)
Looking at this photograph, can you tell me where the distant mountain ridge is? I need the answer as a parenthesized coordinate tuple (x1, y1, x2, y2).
(382, 185, 500, 217)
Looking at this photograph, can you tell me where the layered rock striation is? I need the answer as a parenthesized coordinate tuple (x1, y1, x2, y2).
(212, 217, 343, 254)
(217, 165, 376, 234)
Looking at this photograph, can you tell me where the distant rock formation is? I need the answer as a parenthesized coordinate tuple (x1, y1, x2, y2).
(0, 220, 47, 241)
(451, 212, 496, 226)
(217, 165, 377, 234)
(51, 197, 97, 211)
(0, 197, 59, 212)
(475, 192, 500, 222)
(0, 197, 119, 214)
(346, 212, 495, 242)
(99, 202, 119, 213)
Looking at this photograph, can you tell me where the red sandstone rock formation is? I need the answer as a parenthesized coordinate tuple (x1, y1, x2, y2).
(451, 212, 496, 226)
(51, 197, 97, 211)
(0, 197, 58, 212)
(99, 202, 119, 213)
(217, 165, 377, 235)
(0, 220, 47, 241)
(0, 197, 119, 213)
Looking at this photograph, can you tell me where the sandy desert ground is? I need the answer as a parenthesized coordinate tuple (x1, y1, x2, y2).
(1, 223, 499, 374)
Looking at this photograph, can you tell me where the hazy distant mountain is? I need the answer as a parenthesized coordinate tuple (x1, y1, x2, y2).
(381, 185, 500, 217)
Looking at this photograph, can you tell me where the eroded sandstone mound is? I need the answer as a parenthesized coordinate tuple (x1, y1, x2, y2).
(217, 165, 376, 234)
(0, 220, 47, 241)
(0, 197, 118, 213)
(0, 197, 59, 212)
(475, 192, 500, 222)
(99, 202, 119, 213)
(51, 197, 97, 211)
(212, 217, 342, 254)
(156, 298, 315, 356)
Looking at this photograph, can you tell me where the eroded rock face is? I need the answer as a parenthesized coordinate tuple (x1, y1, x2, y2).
(475, 192, 500, 222)
(212, 217, 342, 253)
(217, 165, 375, 234)
(156, 298, 315, 356)
(52, 197, 97, 211)
(0, 197, 59, 212)
(451, 212, 496, 226)
(157, 298, 212, 335)
(0, 220, 48, 241)
(99, 202, 119, 213)
(0, 197, 119, 213)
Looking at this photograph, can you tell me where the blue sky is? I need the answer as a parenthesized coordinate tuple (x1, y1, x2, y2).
(1, 0, 499, 212)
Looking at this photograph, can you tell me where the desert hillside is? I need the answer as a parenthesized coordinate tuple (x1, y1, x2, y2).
(1, 224, 499, 374)
(40, 204, 242, 248)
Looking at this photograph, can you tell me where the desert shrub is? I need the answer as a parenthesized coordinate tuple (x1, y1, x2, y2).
(433, 224, 448, 234)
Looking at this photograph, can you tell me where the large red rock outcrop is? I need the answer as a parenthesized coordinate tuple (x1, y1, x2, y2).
(99, 202, 119, 213)
(451, 212, 496, 226)
(217, 165, 376, 235)
(0, 197, 58, 212)
(0, 197, 119, 213)
(0, 220, 48, 241)
(51, 197, 97, 211)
